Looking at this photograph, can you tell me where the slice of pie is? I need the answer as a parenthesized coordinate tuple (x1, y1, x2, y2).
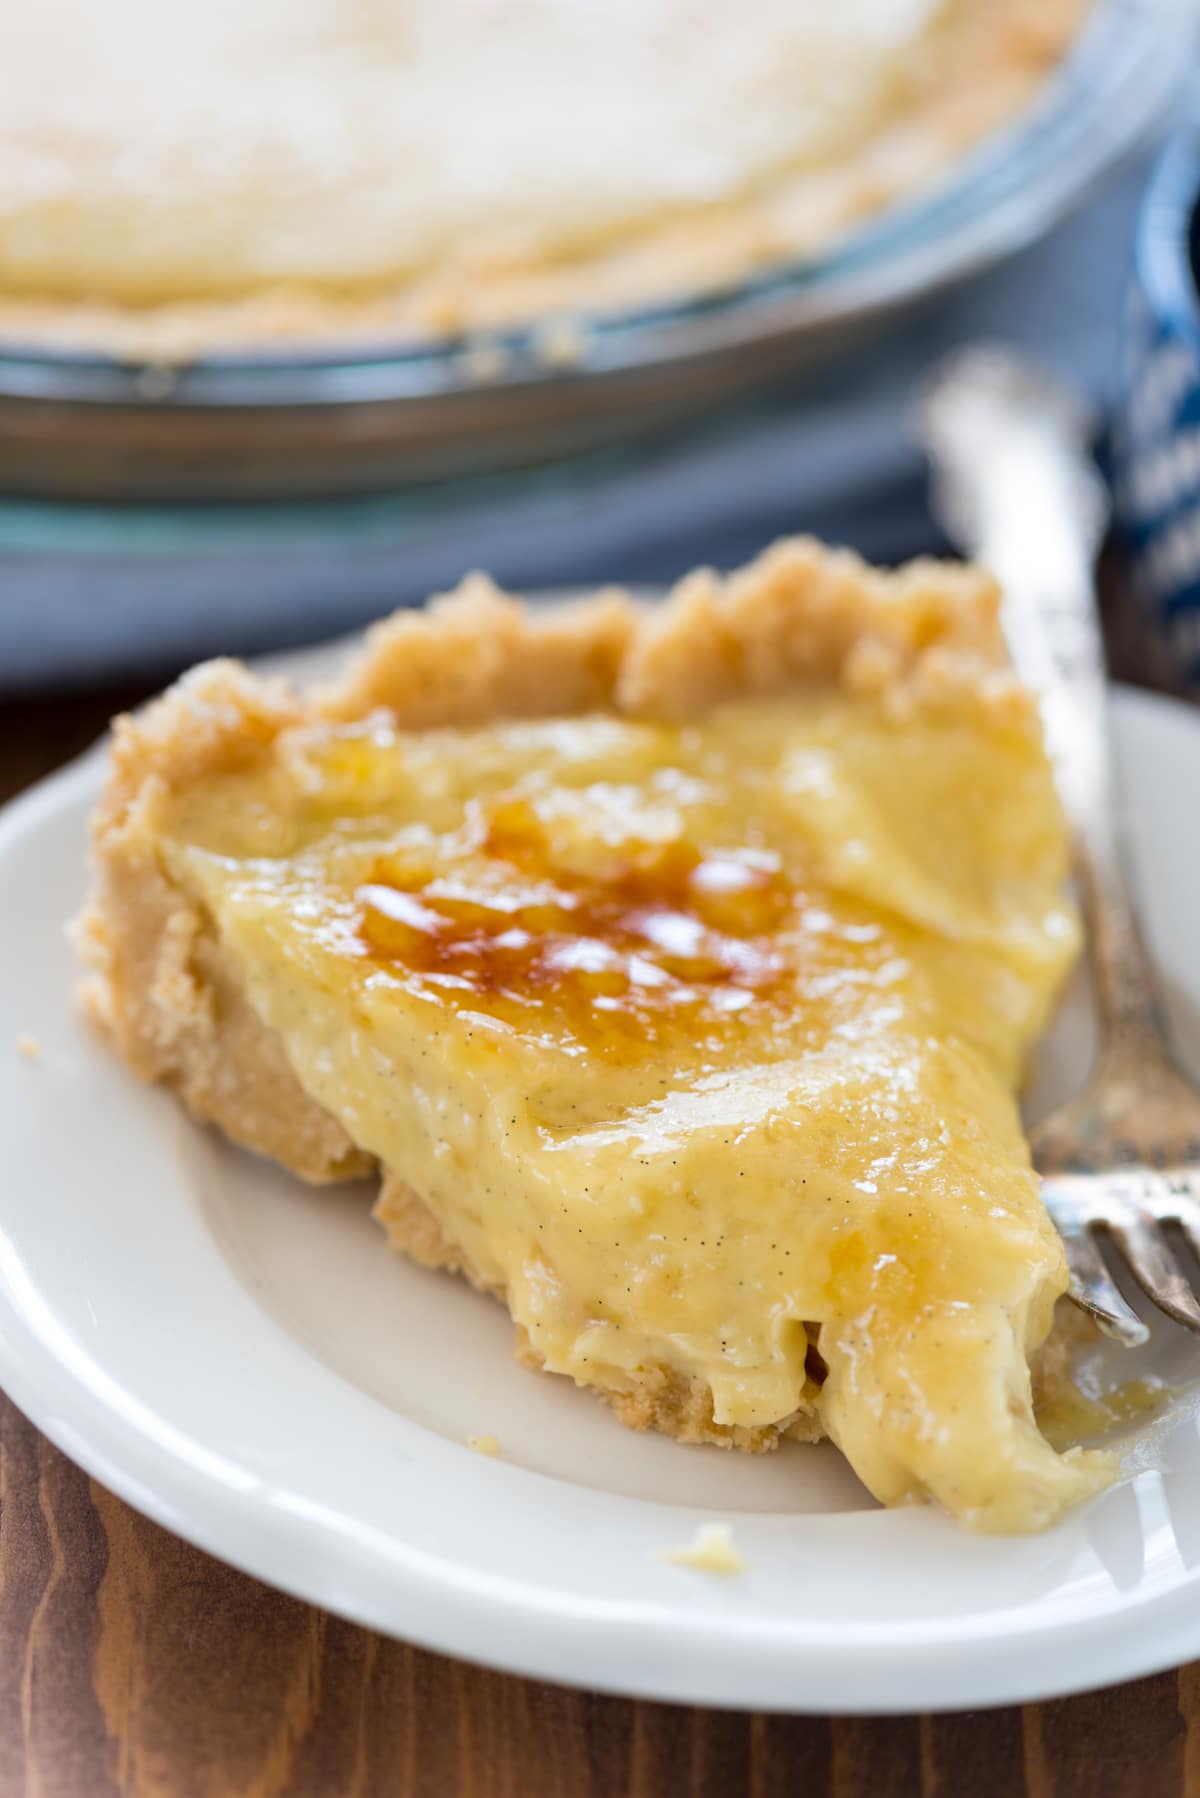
(3, 1, 1090, 355)
(76, 539, 1111, 1530)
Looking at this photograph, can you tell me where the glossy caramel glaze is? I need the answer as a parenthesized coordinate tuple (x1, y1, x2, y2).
(358, 810, 797, 1044)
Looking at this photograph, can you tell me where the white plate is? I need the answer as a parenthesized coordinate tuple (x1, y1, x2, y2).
(2, 658, 1200, 1715)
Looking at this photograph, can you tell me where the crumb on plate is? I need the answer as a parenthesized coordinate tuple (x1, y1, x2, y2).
(662, 1522, 745, 1575)
(16, 1034, 41, 1061)
(467, 1433, 501, 1457)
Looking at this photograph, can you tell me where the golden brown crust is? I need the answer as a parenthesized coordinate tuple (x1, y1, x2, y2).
(3, 0, 1090, 359)
(74, 661, 371, 1184)
(545, 1352, 824, 1455)
(612, 541, 1013, 721)
(321, 574, 638, 730)
(76, 535, 1043, 1448)
(319, 537, 1021, 731)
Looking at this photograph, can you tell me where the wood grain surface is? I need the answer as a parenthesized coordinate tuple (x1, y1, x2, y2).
(2, 676, 1198, 1798)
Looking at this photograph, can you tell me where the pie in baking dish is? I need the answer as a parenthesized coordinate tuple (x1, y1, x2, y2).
(2, 0, 1090, 355)
(76, 538, 1112, 1530)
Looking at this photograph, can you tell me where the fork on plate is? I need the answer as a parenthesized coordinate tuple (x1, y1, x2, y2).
(920, 346, 1200, 1347)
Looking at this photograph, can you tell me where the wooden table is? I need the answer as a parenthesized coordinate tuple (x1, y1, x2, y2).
(3, 680, 1198, 1798)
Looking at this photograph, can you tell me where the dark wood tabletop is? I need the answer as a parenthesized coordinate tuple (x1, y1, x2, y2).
(2, 675, 1198, 1798)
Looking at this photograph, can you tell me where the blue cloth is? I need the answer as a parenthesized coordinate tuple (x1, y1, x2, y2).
(0, 153, 1152, 695)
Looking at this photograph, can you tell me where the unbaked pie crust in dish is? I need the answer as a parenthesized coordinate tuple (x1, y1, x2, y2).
(76, 538, 1114, 1531)
(2, 0, 1090, 356)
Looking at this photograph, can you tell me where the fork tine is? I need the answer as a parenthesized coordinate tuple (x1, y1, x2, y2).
(1102, 1214, 1200, 1333)
(1056, 1222, 1150, 1347)
(1164, 1188, 1200, 1269)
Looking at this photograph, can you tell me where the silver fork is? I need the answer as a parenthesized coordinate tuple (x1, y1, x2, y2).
(919, 344, 1200, 1348)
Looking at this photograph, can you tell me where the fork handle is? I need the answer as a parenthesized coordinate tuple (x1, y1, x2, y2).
(921, 349, 1168, 1059)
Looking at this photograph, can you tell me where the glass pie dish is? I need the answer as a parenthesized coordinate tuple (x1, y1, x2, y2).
(0, 0, 1190, 503)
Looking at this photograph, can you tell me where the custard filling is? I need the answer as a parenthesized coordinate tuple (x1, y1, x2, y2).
(151, 692, 1111, 1530)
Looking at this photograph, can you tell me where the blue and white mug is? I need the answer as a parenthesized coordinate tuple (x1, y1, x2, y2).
(1113, 128, 1200, 691)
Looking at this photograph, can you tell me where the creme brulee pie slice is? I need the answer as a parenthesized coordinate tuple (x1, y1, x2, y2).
(76, 540, 1112, 1531)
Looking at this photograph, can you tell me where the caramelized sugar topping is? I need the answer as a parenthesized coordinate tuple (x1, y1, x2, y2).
(356, 795, 795, 1038)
